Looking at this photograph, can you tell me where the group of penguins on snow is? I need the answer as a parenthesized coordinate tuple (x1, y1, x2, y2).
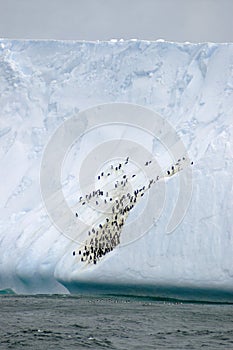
(72, 156, 193, 265)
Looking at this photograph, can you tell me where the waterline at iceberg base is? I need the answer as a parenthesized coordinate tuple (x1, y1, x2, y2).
(0, 39, 232, 301)
(64, 282, 233, 303)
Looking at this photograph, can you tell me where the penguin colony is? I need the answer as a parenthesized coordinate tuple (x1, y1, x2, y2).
(72, 156, 193, 265)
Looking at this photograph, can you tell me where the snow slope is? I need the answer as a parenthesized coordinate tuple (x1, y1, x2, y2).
(0, 39, 232, 300)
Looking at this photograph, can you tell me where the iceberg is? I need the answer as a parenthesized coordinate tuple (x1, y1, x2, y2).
(0, 39, 232, 301)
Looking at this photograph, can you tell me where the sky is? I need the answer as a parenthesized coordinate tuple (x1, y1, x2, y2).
(0, 0, 232, 42)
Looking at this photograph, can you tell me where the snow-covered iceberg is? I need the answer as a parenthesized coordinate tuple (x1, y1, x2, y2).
(0, 39, 232, 301)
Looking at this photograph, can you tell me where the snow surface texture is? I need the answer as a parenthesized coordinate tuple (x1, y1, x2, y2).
(0, 40, 232, 299)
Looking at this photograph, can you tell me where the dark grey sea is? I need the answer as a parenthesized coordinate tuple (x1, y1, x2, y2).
(0, 294, 233, 349)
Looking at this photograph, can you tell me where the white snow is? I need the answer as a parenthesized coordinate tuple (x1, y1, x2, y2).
(0, 39, 232, 299)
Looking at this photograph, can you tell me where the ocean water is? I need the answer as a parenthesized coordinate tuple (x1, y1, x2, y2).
(0, 294, 233, 349)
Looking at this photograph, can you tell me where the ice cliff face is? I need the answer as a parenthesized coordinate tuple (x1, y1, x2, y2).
(0, 39, 232, 299)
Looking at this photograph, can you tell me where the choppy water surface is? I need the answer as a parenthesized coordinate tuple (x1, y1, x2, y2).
(0, 294, 233, 349)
